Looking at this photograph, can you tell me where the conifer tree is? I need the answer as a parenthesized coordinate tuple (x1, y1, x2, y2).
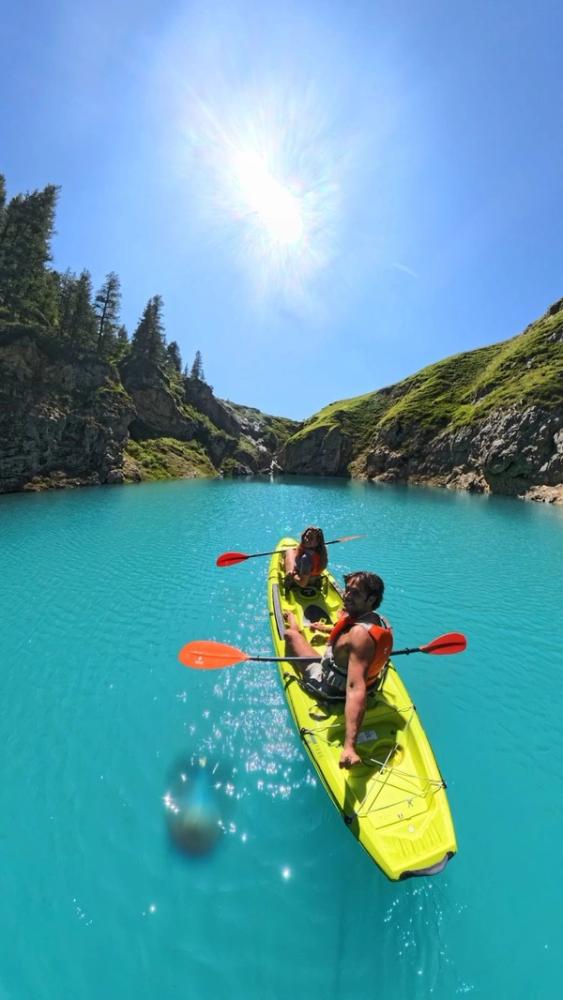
(0, 183, 59, 323)
(94, 271, 121, 354)
(131, 295, 166, 364)
(113, 323, 130, 361)
(190, 350, 205, 381)
(166, 340, 182, 373)
(71, 270, 97, 347)
(0, 175, 6, 232)
(58, 269, 78, 339)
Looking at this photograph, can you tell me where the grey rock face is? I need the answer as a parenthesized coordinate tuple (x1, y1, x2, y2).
(185, 379, 241, 437)
(0, 334, 134, 492)
(282, 400, 563, 501)
(283, 424, 353, 476)
(121, 358, 197, 440)
(0, 333, 290, 492)
(362, 405, 563, 497)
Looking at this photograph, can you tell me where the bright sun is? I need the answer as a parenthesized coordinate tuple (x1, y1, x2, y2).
(182, 85, 339, 300)
(233, 150, 304, 246)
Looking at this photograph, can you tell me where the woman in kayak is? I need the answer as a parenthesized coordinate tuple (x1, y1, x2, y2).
(284, 526, 328, 589)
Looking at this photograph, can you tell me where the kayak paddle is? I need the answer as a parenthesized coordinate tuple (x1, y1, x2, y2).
(178, 632, 467, 670)
(216, 534, 364, 568)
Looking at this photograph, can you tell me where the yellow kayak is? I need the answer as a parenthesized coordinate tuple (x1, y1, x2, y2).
(267, 538, 457, 880)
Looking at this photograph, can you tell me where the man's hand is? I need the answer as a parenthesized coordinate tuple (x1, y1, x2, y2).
(339, 745, 362, 769)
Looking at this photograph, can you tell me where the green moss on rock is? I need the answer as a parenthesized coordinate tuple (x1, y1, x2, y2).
(124, 438, 216, 481)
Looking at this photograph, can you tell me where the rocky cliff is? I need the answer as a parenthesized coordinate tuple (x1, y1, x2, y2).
(2, 297, 562, 500)
(0, 325, 297, 492)
(281, 299, 563, 501)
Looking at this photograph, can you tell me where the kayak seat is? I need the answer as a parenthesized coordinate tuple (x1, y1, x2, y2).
(284, 660, 390, 705)
(284, 672, 383, 704)
(303, 604, 331, 626)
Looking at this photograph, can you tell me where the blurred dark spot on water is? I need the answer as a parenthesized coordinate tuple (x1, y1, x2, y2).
(163, 755, 224, 857)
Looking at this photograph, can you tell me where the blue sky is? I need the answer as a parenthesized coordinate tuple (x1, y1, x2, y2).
(2, 0, 562, 419)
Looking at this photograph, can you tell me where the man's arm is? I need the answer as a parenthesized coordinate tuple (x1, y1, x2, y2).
(339, 631, 374, 769)
(309, 621, 332, 633)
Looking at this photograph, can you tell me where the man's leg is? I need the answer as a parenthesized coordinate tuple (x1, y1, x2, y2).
(283, 611, 318, 676)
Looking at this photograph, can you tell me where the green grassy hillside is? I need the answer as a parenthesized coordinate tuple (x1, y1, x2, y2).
(288, 299, 563, 464)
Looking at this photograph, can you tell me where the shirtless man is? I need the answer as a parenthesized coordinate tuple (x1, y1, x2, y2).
(283, 572, 392, 769)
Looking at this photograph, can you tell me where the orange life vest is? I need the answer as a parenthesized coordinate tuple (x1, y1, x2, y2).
(327, 613, 393, 685)
(295, 545, 325, 576)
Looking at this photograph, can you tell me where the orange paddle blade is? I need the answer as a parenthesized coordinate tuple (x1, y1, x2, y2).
(421, 632, 467, 655)
(178, 641, 249, 670)
(216, 551, 249, 567)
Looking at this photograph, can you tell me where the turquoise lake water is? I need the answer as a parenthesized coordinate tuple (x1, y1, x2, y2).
(2, 477, 563, 999)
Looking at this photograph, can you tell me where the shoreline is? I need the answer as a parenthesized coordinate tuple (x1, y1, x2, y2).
(2, 468, 562, 505)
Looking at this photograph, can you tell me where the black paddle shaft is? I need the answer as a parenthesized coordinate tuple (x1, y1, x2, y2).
(249, 646, 421, 664)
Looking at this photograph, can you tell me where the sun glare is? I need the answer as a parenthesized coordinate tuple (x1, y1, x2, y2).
(179, 82, 341, 304)
(233, 151, 304, 245)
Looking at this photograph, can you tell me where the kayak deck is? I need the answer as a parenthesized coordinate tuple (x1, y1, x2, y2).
(267, 538, 457, 880)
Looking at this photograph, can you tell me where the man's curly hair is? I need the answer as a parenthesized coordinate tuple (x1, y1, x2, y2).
(344, 571, 384, 609)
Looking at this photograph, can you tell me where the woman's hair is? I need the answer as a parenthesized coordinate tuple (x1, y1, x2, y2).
(299, 526, 328, 571)
(344, 571, 384, 609)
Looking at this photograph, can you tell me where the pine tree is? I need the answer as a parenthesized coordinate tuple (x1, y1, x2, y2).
(0, 175, 6, 232)
(94, 271, 121, 354)
(131, 295, 166, 364)
(71, 270, 97, 347)
(113, 323, 130, 361)
(166, 340, 182, 373)
(190, 350, 205, 381)
(57, 269, 78, 339)
(0, 183, 59, 324)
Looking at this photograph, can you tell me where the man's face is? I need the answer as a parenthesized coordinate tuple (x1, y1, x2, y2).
(343, 577, 373, 616)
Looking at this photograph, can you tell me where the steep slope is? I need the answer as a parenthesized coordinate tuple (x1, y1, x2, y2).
(282, 299, 563, 499)
(2, 298, 562, 499)
(0, 325, 298, 492)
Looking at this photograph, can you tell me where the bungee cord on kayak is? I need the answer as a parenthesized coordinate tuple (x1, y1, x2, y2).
(299, 699, 446, 826)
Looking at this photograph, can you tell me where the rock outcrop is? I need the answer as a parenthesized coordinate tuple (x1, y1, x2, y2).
(0, 327, 298, 492)
(282, 424, 353, 476)
(359, 404, 563, 497)
(280, 299, 563, 502)
(0, 331, 134, 491)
